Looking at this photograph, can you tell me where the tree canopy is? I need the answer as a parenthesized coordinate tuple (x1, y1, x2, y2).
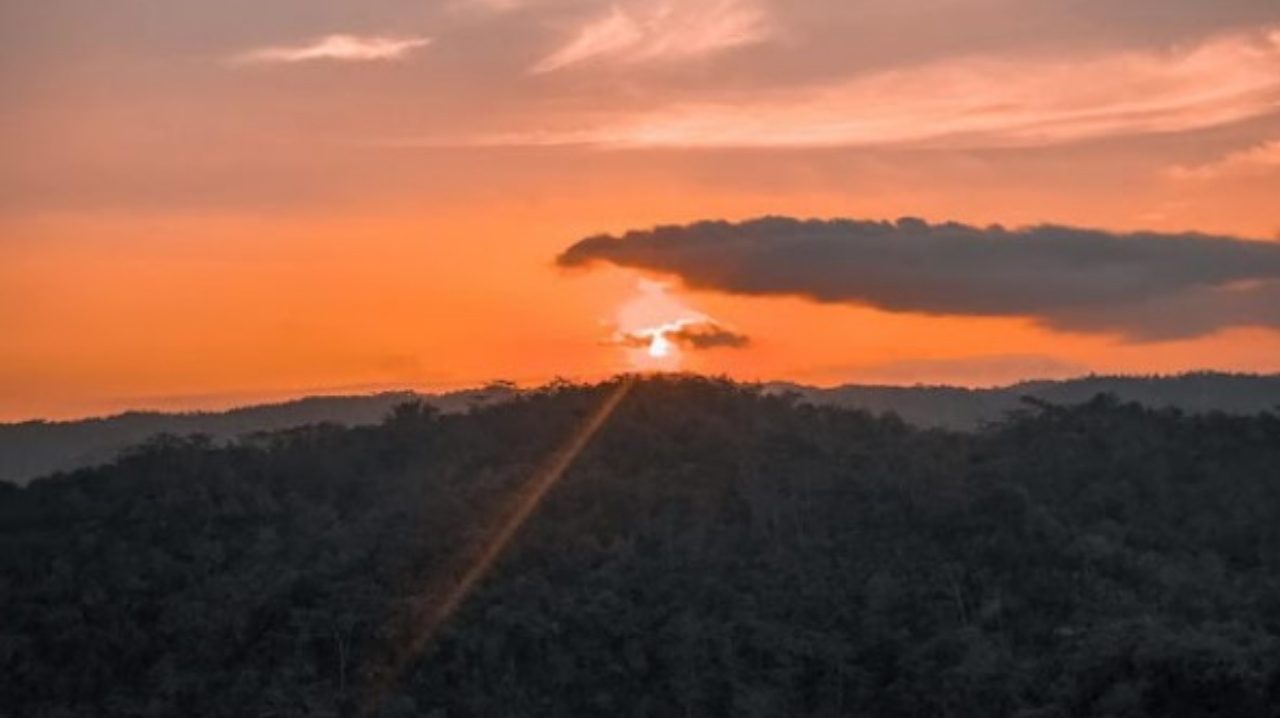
(3, 376, 1279, 717)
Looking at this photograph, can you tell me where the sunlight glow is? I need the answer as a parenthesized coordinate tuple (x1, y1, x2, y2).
(648, 332, 674, 358)
(614, 281, 703, 371)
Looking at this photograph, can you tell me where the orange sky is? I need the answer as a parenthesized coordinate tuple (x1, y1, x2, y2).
(3, 0, 1280, 421)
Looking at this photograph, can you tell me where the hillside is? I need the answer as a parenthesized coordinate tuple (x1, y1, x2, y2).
(5, 373, 1280, 487)
(0, 386, 516, 487)
(778, 372, 1280, 430)
(3, 376, 1279, 717)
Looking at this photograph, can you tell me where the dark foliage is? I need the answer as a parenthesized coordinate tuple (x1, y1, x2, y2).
(2, 376, 1279, 717)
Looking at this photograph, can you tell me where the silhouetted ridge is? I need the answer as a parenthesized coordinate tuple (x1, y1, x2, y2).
(6, 373, 1280, 487)
(0, 386, 518, 486)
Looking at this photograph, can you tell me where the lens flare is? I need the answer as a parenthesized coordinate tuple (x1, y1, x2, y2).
(361, 377, 634, 716)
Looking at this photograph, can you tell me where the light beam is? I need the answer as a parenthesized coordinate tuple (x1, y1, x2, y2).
(362, 377, 635, 715)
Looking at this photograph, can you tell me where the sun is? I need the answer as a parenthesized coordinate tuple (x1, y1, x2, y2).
(647, 332, 674, 359)
(611, 280, 696, 370)
(629, 327, 682, 370)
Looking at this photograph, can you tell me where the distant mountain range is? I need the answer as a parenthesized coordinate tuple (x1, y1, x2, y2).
(773, 372, 1280, 431)
(3, 373, 1279, 486)
(0, 386, 518, 487)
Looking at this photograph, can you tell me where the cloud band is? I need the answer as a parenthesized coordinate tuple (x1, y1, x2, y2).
(559, 217, 1280, 340)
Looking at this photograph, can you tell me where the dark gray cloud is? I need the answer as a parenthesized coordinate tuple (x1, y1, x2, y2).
(558, 217, 1280, 340)
(667, 321, 751, 350)
(608, 319, 750, 351)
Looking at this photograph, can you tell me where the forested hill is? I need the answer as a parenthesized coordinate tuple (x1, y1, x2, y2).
(4, 376, 1280, 717)
(4, 373, 1280, 487)
(0, 386, 517, 486)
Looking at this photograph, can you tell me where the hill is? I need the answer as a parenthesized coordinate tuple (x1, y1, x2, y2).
(0, 386, 516, 487)
(3, 376, 1279, 717)
(777, 372, 1280, 430)
(4, 373, 1280, 487)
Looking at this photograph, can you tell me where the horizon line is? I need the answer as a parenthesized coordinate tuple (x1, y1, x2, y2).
(5, 369, 1278, 426)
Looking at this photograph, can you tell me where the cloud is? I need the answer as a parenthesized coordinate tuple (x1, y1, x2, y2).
(533, 7, 645, 73)
(232, 34, 432, 65)
(454, 0, 529, 11)
(1169, 139, 1280, 180)
(558, 216, 1280, 341)
(532, 0, 770, 73)
(607, 318, 750, 351)
(515, 26, 1280, 146)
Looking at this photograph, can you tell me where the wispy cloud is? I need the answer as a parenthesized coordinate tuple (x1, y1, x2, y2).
(232, 34, 432, 65)
(519, 26, 1280, 146)
(1170, 140, 1280, 180)
(534, 7, 645, 73)
(532, 0, 771, 73)
(449, 0, 534, 14)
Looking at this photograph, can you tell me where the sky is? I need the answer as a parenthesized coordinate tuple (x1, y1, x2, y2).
(2, 0, 1279, 421)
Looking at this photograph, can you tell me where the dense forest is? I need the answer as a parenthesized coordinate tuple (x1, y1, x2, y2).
(3, 376, 1280, 717)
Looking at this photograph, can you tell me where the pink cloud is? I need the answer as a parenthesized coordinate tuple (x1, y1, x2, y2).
(1170, 140, 1280, 180)
(517, 26, 1280, 147)
(232, 34, 433, 65)
(532, 0, 771, 73)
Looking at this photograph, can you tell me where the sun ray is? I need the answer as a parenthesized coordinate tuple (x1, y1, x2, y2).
(361, 377, 635, 715)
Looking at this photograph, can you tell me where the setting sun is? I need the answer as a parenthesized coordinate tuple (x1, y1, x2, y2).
(647, 333, 674, 360)
(602, 282, 747, 371)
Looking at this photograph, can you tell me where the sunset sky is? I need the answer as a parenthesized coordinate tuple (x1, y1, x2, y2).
(3, 0, 1280, 421)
